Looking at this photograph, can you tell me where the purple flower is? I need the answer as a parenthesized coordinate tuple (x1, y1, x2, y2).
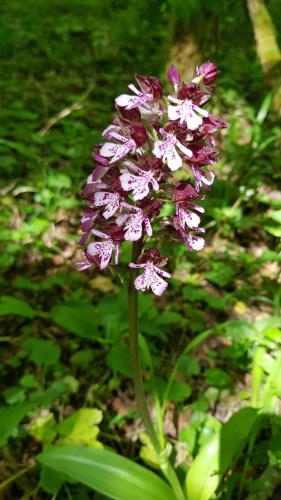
(93, 191, 122, 219)
(191, 165, 215, 192)
(129, 260, 171, 296)
(167, 64, 181, 87)
(182, 230, 205, 251)
(77, 61, 225, 295)
(119, 161, 159, 200)
(196, 61, 218, 85)
(78, 208, 100, 245)
(167, 95, 208, 130)
(76, 253, 93, 271)
(117, 208, 152, 242)
(153, 129, 192, 171)
(115, 83, 153, 111)
(100, 131, 137, 163)
(135, 74, 162, 100)
(176, 204, 204, 230)
(86, 230, 119, 270)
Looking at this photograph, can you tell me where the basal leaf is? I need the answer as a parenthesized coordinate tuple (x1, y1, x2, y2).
(37, 445, 175, 500)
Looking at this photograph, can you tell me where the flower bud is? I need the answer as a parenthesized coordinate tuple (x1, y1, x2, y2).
(167, 64, 180, 86)
(196, 61, 218, 85)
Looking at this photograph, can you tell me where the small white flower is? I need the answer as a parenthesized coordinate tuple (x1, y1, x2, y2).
(152, 129, 192, 171)
(100, 132, 136, 163)
(177, 204, 205, 230)
(87, 230, 119, 270)
(181, 230, 205, 251)
(119, 162, 159, 200)
(167, 95, 208, 130)
(93, 191, 121, 219)
(192, 165, 215, 192)
(129, 262, 171, 296)
(115, 83, 153, 111)
(117, 209, 152, 242)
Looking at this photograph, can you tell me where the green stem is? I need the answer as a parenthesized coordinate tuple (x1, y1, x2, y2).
(128, 241, 185, 500)
(128, 240, 161, 453)
(0, 467, 31, 491)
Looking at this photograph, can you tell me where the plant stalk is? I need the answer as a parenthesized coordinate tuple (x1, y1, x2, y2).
(128, 239, 161, 453)
(128, 241, 185, 500)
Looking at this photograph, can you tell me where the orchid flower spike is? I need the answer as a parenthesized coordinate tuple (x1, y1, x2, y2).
(77, 61, 226, 295)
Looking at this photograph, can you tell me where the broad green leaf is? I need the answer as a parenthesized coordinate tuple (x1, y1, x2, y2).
(37, 445, 175, 500)
(0, 402, 33, 447)
(70, 349, 94, 367)
(51, 302, 100, 340)
(30, 381, 67, 406)
(106, 344, 131, 377)
(204, 263, 235, 287)
(157, 311, 184, 325)
(268, 209, 281, 224)
(262, 353, 281, 408)
(0, 295, 36, 318)
(177, 355, 200, 376)
(251, 346, 265, 407)
(268, 432, 281, 467)
(19, 374, 39, 388)
(40, 465, 65, 494)
(57, 408, 103, 447)
(24, 339, 61, 367)
(185, 407, 257, 500)
(28, 411, 57, 443)
(225, 320, 254, 341)
(264, 225, 281, 237)
(204, 368, 231, 388)
(4, 386, 26, 404)
(168, 380, 192, 402)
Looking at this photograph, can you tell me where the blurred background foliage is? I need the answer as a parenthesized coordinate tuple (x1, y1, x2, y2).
(0, 0, 281, 498)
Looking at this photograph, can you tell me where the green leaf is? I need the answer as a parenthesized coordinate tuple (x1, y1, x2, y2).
(0, 295, 36, 318)
(255, 92, 273, 124)
(51, 301, 100, 340)
(28, 411, 57, 443)
(24, 339, 61, 367)
(157, 311, 184, 325)
(185, 407, 257, 500)
(70, 349, 94, 367)
(19, 374, 39, 388)
(168, 380, 192, 402)
(225, 320, 254, 341)
(204, 368, 231, 388)
(267, 209, 281, 224)
(204, 263, 235, 287)
(57, 408, 103, 447)
(268, 432, 281, 467)
(264, 225, 281, 237)
(177, 355, 200, 376)
(37, 445, 175, 500)
(4, 386, 26, 404)
(30, 381, 67, 406)
(0, 402, 33, 447)
(106, 345, 131, 377)
(40, 465, 65, 494)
